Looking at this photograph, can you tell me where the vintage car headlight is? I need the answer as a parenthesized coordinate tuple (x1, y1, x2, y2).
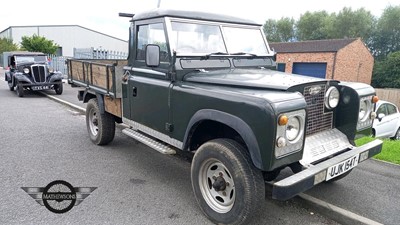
(325, 86, 340, 109)
(49, 68, 54, 73)
(23, 68, 30, 74)
(286, 116, 301, 142)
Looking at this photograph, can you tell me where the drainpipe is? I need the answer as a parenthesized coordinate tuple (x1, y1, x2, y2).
(331, 51, 337, 79)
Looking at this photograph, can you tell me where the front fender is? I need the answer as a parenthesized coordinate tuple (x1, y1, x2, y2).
(48, 72, 63, 82)
(183, 109, 263, 169)
(14, 73, 33, 84)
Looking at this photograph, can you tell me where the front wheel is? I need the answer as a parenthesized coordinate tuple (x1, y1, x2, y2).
(16, 83, 24, 97)
(86, 98, 115, 145)
(191, 139, 265, 225)
(391, 128, 400, 140)
(54, 83, 63, 95)
(8, 80, 14, 91)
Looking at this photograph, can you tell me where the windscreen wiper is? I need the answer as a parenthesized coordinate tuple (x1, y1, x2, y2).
(230, 52, 258, 58)
(201, 52, 228, 60)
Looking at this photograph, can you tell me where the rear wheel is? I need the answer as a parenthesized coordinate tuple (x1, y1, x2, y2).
(54, 83, 63, 95)
(191, 139, 265, 225)
(86, 98, 115, 145)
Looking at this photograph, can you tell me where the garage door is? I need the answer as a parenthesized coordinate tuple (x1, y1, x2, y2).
(292, 63, 327, 78)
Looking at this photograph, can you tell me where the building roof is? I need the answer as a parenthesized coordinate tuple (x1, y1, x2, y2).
(269, 38, 358, 53)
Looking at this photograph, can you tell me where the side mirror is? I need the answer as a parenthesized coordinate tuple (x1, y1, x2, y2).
(378, 113, 385, 121)
(145, 44, 160, 67)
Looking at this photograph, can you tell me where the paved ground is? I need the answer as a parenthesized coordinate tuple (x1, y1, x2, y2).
(0, 70, 340, 224)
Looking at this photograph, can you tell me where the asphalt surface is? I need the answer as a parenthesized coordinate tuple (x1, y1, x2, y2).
(0, 71, 341, 224)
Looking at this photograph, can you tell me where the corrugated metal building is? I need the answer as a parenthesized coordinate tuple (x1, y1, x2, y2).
(0, 25, 128, 57)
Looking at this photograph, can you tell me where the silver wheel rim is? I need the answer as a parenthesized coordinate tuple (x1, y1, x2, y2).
(198, 158, 235, 213)
(88, 108, 99, 136)
(396, 129, 400, 140)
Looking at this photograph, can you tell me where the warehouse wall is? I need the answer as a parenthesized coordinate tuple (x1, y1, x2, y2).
(0, 25, 128, 57)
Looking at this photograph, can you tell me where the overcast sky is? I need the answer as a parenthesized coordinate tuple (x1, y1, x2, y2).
(1, 0, 399, 41)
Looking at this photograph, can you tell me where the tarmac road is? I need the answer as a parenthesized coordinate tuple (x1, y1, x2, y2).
(0, 70, 340, 224)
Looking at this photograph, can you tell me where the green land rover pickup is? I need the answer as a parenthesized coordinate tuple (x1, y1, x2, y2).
(68, 9, 383, 225)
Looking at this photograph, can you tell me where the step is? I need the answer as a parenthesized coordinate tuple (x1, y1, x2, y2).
(122, 128, 176, 155)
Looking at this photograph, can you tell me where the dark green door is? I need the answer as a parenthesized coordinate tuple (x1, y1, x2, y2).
(128, 71, 171, 134)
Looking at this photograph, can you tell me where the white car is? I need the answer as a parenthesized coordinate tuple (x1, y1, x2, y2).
(373, 100, 400, 139)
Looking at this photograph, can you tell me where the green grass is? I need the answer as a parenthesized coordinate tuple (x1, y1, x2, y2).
(355, 136, 400, 165)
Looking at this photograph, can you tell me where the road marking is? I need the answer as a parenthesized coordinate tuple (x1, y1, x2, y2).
(42, 93, 86, 113)
(298, 193, 383, 225)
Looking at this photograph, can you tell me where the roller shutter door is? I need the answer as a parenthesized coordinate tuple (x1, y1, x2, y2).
(292, 63, 327, 78)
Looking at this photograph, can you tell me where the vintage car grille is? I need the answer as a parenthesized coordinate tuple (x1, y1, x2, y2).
(304, 85, 333, 136)
(31, 65, 47, 83)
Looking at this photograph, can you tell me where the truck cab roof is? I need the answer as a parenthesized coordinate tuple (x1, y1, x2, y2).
(131, 8, 261, 26)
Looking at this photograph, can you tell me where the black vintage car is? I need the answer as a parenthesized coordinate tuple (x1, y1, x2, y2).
(4, 52, 63, 97)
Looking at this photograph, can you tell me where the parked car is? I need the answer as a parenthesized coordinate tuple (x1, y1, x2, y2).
(4, 51, 63, 97)
(373, 100, 400, 139)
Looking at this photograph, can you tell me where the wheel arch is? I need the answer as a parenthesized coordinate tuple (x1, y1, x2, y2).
(183, 109, 263, 170)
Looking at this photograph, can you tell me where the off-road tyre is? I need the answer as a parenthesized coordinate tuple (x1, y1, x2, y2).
(86, 98, 115, 145)
(191, 138, 265, 225)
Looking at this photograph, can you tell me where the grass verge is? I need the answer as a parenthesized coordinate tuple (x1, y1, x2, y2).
(356, 136, 400, 165)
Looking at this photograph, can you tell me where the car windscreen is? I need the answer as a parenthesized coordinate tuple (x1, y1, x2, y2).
(15, 55, 47, 64)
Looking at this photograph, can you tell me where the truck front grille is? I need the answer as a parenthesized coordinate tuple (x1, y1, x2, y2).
(304, 85, 333, 135)
(31, 65, 46, 83)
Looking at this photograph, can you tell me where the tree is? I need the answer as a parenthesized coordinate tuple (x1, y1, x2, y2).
(0, 37, 18, 53)
(371, 51, 400, 88)
(263, 17, 295, 42)
(296, 11, 335, 41)
(332, 7, 375, 41)
(20, 35, 58, 54)
(369, 6, 400, 59)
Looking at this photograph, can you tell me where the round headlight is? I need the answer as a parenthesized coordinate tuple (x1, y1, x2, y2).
(325, 86, 340, 109)
(286, 116, 301, 142)
(23, 68, 30, 74)
(359, 100, 371, 121)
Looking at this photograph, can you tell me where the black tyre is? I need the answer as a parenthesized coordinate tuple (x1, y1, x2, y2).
(16, 83, 24, 97)
(191, 139, 265, 225)
(326, 169, 352, 183)
(86, 98, 115, 145)
(8, 80, 14, 91)
(391, 128, 400, 140)
(54, 83, 63, 95)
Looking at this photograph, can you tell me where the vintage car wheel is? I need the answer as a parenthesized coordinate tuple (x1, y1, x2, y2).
(16, 83, 24, 97)
(191, 139, 265, 225)
(86, 98, 115, 145)
(8, 81, 14, 91)
(54, 83, 63, 95)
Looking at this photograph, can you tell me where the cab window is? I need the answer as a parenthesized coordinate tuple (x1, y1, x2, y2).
(136, 23, 169, 63)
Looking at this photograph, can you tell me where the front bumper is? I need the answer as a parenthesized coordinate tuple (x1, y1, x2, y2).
(272, 139, 382, 200)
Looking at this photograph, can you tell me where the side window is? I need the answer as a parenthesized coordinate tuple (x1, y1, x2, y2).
(136, 23, 169, 63)
(387, 104, 397, 115)
(376, 104, 387, 115)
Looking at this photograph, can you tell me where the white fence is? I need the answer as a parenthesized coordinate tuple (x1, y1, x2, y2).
(73, 47, 128, 59)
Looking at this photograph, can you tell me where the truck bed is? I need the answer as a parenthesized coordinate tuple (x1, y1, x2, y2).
(68, 59, 127, 117)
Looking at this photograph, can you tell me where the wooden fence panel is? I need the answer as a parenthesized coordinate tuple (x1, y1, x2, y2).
(375, 89, 400, 108)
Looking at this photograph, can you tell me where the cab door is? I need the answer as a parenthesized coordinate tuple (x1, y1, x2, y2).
(127, 21, 172, 135)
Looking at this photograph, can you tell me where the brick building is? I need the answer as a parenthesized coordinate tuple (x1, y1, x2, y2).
(269, 38, 374, 84)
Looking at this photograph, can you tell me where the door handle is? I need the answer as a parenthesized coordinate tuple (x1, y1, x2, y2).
(132, 87, 137, 97)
